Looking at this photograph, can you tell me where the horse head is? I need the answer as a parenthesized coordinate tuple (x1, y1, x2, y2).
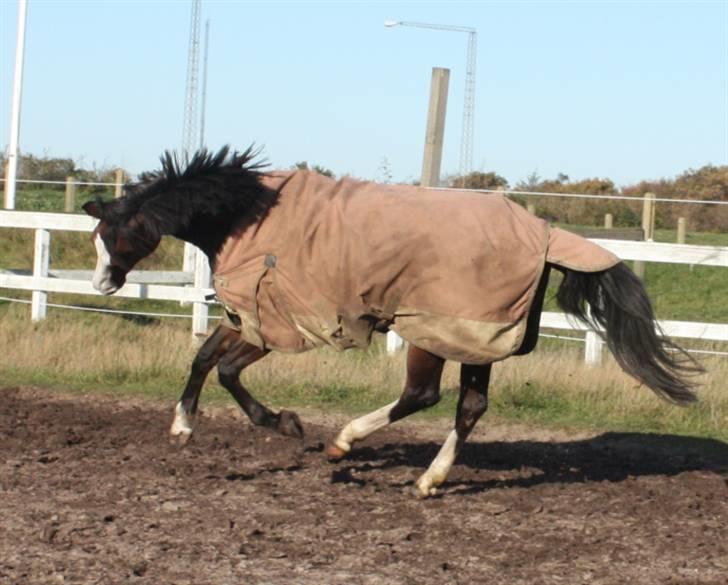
(82, 198, 161, 294)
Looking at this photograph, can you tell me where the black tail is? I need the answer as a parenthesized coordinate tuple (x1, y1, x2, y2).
(555, 262, 703, 405)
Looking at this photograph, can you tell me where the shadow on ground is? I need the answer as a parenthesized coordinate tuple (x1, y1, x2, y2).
(333, 432, 728, 494)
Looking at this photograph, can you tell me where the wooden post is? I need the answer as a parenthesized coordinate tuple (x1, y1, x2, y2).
(677, 217, 686, 244)
(114, 169, 124, 198)
(420, 67, 450, 188)
(31, 228, 50, 321)
(633, 192, 656, 280)
(604, 213, 613, 229)
(642, 192, 656, 241)
(64, 176, 76, 213)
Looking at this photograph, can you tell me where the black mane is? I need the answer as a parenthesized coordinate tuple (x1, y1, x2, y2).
(98, 145, 273, 258)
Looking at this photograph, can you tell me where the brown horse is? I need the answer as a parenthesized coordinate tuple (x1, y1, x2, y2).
(83, 146, 701, 497)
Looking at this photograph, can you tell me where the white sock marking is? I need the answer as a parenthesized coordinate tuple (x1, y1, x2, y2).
(333, 400, 399, 452)
(416, 429, 459, 497)
(170, 402, 194, 437)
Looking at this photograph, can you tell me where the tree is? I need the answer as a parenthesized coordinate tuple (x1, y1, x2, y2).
(293, 161, 335, 178)
(449, 171, 509, 190)
(0, 152, 125, 194)
(623, 164, 728, 231)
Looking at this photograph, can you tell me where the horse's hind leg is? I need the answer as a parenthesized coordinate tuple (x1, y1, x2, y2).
(170, 325, 239, 445)
(415, 363, 491, 498)
(327, 345, 445, 460)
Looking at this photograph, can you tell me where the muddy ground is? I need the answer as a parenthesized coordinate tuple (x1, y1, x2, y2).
(1, 386, 727, 585)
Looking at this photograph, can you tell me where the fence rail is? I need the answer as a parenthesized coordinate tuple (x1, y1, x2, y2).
(1, 210, 726, 361)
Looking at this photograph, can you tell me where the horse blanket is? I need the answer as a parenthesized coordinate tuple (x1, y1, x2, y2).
(212, 171, 619, 364)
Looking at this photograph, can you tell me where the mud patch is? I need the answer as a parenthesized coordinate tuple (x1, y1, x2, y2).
(1, 386, 727, 584)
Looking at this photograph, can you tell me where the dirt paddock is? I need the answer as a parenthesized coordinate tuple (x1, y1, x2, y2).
(1, 386, 727, 585)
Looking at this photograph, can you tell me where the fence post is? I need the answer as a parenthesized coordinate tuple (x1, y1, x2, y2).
(584, 331, 604, 366)
(386, 329, 405, 353)
(114, 169, 124, 198)
(31, 228, 50, 321)
(677, 217, 686, 244)
(527, 203, 536, 215)
(191, 245, 210, 340)
(642, 192, 656, 241)
(64, 176, 76, 213)
(633, 192, 656, 280)
(604, 213, 613, 229)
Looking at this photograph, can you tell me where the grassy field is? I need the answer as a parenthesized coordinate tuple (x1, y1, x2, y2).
(1, 195, 726, 441)
(0, 301, 726, 441)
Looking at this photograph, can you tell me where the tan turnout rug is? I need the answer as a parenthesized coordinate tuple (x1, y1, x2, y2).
(212, 171, 618, 364)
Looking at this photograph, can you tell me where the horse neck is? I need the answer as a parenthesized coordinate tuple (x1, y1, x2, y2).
(174, 215, 236, 262)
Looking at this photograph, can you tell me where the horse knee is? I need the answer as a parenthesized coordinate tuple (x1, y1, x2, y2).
(419, 385, 441, 408)
(217, 363, 239, 388)
(463, 391, 488, 415)
(389, 384, 440, 422)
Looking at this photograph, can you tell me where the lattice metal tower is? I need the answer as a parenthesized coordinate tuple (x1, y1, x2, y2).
(385, 20, 478, 177)
(460, 29, 477, 177)
(182, 0, 202, 158)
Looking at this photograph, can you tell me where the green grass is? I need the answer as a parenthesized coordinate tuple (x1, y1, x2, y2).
(1, 299, 725, 442)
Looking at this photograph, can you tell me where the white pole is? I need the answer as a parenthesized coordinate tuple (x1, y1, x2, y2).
(31, 228, 49, 321)
(191, 245, 210, 339)
(4, 0, 29, 210)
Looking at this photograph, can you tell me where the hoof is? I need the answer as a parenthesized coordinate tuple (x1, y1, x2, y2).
(414, 476, 439, 499)
(415, 485, 438, 499)
(169, 430, 193, 447)
(276, 410, 304, 439)
(326, 443, 349, 462)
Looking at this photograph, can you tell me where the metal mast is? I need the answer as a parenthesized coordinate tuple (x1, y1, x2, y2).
(181, 0, 202, 274)
(199, 19, 210, 150)
(182, 0, 202, 158)
(461, 30, 477, 177)
(385, 20, 478, 177)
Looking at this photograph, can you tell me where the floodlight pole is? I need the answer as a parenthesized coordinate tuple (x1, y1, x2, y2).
(4, 0, 29, 210)
(385, 19, 477, 177)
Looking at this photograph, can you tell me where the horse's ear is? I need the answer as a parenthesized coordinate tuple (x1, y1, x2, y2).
(82, 200, 103, 219)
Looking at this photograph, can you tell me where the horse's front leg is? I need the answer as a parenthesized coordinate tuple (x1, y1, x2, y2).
(170, 325, 240, 445)
(217, 340, 304, 439)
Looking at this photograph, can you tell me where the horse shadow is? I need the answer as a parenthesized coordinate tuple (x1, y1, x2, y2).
(331, 432, 728, 494)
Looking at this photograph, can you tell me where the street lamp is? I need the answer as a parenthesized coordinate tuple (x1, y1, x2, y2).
(385, 19, 477, 177)
(4, 0, 29, 210)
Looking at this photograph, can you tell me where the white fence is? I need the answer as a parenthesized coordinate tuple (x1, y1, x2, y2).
(1, 209, 727, 362)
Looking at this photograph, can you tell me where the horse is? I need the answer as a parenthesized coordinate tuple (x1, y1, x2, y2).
(82, 146, 701, 498)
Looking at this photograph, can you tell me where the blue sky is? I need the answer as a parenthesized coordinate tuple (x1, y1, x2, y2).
(1, 0, 727, 187)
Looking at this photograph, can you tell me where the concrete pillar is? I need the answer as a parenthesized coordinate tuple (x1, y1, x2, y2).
(604, 213, 613, 229)
(420, 67, 450, 188)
